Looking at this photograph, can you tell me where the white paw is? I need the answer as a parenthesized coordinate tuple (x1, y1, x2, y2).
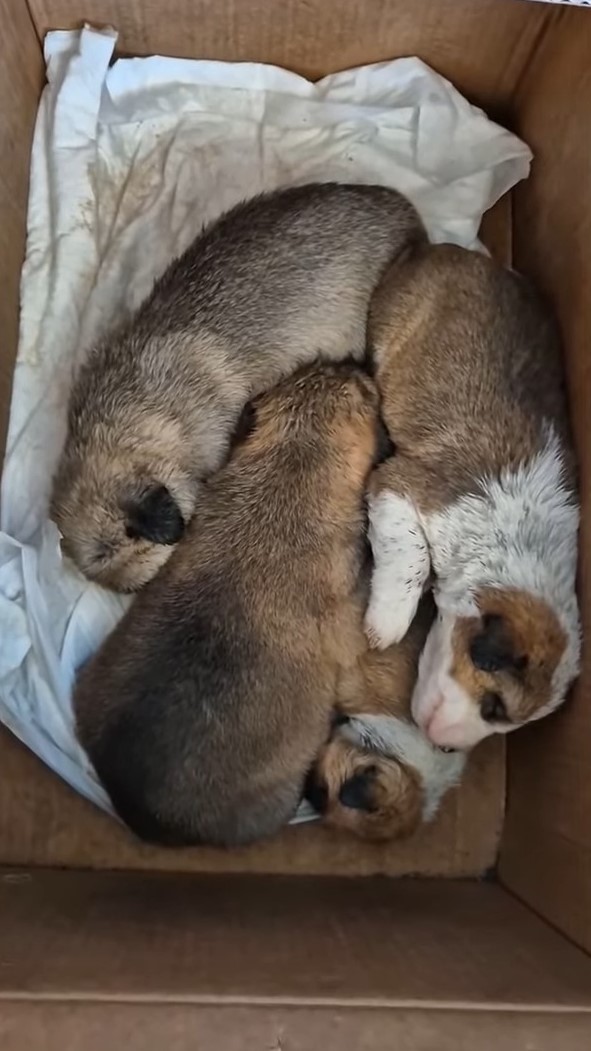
(365, 490, 430, 648)
(364, 588, 418, 649)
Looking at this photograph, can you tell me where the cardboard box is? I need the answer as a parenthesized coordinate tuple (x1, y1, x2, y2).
(0, 2, 589, 1047)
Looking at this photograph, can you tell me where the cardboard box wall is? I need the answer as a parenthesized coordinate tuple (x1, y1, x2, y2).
(0, 1, 590, 1047)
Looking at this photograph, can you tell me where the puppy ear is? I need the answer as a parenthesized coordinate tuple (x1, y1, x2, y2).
(338, 765, 379, 813)
(470, 613, 528, 674)
(125, 485, 185, 545)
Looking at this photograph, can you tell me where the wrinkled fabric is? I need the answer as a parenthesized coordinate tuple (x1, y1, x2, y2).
(0, 25, 531, 817)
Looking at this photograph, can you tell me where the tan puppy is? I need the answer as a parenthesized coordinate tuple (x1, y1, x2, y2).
(306, 597, 466, 841)
(52, 182, 424, 592)
(74, 365, 384, 848)
(363, 244, 580, 751)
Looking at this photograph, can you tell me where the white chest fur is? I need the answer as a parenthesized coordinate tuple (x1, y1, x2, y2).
(365, 431, 580, 728)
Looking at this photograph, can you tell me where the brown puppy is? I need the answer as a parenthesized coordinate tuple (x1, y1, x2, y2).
(74, 364, 383, 848)
(52, 182, 424, 592)
(363, 244, 580, 750)
(306, 597, 466, 841)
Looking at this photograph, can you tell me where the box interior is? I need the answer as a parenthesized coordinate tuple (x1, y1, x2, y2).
(0, 0, 589, 1039)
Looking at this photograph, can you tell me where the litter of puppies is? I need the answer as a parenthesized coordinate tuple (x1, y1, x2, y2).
(53, 182, 580, 848)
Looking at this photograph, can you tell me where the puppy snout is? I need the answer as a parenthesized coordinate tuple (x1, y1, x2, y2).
(424, 694, 445, 736)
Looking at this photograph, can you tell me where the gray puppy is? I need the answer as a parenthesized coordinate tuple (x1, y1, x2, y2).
(51, 182, 424, 591)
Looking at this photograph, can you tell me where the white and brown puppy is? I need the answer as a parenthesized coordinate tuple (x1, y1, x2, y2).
(74, 365, 384, 848)
(52, 182, 424, 592)
(363, 244, 580, 751)
(306, 597, 466, 841)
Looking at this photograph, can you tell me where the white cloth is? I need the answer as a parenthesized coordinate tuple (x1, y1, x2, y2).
(0, 25, 531, 818)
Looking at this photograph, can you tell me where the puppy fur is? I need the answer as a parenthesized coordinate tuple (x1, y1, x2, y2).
(74, 364, 381, 848)
(52, 182, 425, 592)
(307, 596, 466, 841)
(364, 243, 580, 750)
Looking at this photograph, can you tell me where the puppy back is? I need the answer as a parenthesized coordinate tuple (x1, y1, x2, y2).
(371, 243, 572, 497)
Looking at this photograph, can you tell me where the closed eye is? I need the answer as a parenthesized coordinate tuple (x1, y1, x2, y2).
(480, 692, 510, 724)
(94, 541, 115, 565)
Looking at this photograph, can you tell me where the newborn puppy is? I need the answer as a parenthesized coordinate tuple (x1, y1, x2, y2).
(74, 365, 382, 848)
(52, 182, 424, 591)
(364, 244, 580, 750)
(307, 597, 466, 841)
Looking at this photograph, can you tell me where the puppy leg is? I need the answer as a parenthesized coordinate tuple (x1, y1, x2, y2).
(365, 459, 431, 649)
(309, 731, 424, 841)
(343, 714, 466, 822)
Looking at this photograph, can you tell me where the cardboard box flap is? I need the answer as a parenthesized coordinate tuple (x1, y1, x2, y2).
(4, 1004, 591, 1051)
(501, 11, 591, 954)
(27, 0, 553, 107)
(1, 871, 591, 1006)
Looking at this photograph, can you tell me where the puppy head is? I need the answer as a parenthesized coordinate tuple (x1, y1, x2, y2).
(412, 587, 576, 750)
(51, 446, 195, 592)
(238, 364, 382, 483)
(305, 735, 423, 842)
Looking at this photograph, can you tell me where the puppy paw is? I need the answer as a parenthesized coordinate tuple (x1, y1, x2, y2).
(364, 591, 417, 649)
(365, 490, 430, 648)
